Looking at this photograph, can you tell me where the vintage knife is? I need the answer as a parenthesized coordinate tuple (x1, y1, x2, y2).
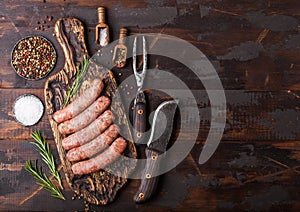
(133, 99, 178, 203)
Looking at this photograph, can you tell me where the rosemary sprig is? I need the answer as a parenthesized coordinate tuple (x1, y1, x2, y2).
(64, 54, 89, 106)
(25, 160, 65, 200)
(30, 131, 63, 189)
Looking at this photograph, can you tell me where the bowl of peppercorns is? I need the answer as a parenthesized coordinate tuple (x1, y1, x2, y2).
(11, 35, 56, 80)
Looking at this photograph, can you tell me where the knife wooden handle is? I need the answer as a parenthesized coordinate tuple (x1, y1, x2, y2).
(133, 148, 160, 203)
(133, 91, 147, 145)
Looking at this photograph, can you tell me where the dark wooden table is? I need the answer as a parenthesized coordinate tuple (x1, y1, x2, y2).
(1, 0, 300, 211)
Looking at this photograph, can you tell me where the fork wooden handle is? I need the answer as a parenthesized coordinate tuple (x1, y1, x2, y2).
(133, 91, 147, 145)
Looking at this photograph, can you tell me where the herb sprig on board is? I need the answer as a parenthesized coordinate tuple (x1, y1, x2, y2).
(64, 54, 89, 106)
(25, 131, 65, 200)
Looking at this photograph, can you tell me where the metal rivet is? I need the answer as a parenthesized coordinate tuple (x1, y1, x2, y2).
(137, 132, 142, 138)
(152, 155, 157, 160)
(138, 192, 144, 199)
(146, 173, 151, 179)
(138, 109, 143, 115)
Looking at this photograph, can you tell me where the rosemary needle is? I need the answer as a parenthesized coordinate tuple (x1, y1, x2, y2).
(25, 160, 65, 200)
(64, 54, 89, 106)
(30, 131, 63, 189)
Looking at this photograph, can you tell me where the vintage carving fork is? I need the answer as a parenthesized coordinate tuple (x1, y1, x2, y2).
(132, 36, 147, 145)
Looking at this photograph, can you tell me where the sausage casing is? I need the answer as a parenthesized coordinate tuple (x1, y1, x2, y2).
(58, 96, 111, 135)
(62, 110, 114, 150)
(53, 78, 104, 123)
(71, 137, 127, 175)
(66, 124, 120, 162)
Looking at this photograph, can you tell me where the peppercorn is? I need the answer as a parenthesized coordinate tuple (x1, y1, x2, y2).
(11, 36, 56, 80)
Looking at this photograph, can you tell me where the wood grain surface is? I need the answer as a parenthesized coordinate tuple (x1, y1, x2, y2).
(1, 0, 300, 211)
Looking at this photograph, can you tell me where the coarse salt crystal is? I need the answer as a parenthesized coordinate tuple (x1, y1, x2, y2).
(13, 94, 44, 126)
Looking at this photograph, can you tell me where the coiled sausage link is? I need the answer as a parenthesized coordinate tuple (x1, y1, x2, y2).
(71, 137, 127, 175)
(58, 96, 111, 135)
(62, 110, 114, 150)
(66, 124, 120, 162)
(53, 78, 104, 123)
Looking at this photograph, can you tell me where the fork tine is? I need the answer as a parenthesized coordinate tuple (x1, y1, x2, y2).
(133, 36, 137, 74)
(142, 36, 147, 73)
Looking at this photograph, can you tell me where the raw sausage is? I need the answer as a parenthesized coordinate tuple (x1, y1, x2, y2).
(71, 137, 127, 175)
(66, 124, 119, 162)
(62, 110, 114, 150)
(53, 78, 104, 123)
(66, 124, 120, 162)
(58, 96, 111, 134)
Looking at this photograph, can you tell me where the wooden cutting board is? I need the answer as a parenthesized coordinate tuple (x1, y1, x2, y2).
(44, 17, 137, 205)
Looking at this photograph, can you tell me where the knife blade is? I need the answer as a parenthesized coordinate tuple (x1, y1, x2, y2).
(133, 99, 178, 203)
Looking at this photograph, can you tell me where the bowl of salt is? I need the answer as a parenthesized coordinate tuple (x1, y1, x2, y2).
(12, 94, 44, 126)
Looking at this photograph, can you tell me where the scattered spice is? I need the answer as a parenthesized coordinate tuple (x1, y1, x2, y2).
(11, 36, 56, 80)
(13, 94, 44, 126)
(35, 16, 53, 31)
